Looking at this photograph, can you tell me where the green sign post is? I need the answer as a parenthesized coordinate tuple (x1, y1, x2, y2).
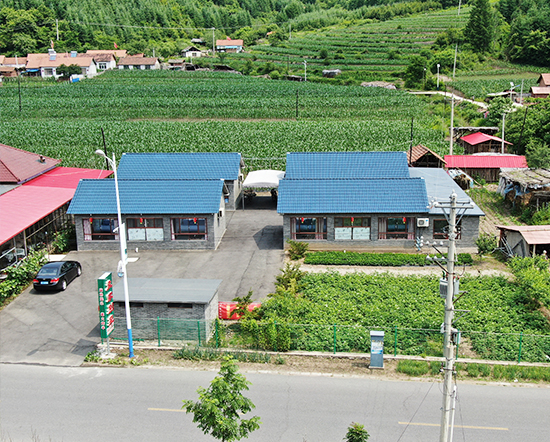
(98, 272, 114, 340)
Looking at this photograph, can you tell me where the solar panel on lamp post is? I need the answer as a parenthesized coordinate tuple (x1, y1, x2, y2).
(95, 149, 134, 358)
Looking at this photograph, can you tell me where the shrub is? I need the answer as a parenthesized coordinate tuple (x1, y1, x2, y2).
(0, 250, 47, 304)
(287, 240, 309, 260)
(475, 232, 497, 255)
(396, 360, 429, 376)
(466, 363, 491, 377)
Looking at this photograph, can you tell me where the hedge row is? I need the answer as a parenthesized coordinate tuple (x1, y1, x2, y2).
(303, 251, 473, 266)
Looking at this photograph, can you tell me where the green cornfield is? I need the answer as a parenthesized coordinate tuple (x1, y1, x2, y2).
(0, 70, 448, 170)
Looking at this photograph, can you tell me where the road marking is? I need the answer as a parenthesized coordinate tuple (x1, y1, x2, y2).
(398, 422, 508, 431)
(149, 408, 185, 413)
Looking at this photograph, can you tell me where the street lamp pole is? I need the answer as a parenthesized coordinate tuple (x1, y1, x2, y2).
(95, 149, 134, 358)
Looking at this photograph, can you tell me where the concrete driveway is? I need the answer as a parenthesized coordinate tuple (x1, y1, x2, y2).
(0, 203, 284, 366)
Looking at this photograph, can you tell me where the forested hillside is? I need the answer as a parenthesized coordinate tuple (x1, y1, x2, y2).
(1, 0, 549, 70)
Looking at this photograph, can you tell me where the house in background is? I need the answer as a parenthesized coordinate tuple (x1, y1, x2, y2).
(216, 38, 244, 53)
(86, 49, 128, 59)
(86, 52, 117, 70)
(277, 152, 483, 251)
(26, 50, 97, 78)
(117, 56, 160, 70)
(183, 46, 202, 58)
(0, 56, 26, 78)
(459, 131, 512, 154)
(407, 144, 446, 168)
(529, 74, 550, 98)
(445, 154, 528, 182)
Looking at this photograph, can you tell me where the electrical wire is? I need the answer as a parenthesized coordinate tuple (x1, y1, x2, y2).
(395, 381, 436, 442)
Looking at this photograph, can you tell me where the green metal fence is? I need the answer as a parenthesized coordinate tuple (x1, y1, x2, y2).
(108, 317, 550, 363)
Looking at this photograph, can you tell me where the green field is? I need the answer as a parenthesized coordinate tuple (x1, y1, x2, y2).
(229, 7, 471, 79)
(0, 70, 449, 170)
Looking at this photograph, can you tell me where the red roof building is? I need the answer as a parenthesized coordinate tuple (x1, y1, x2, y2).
(0, 166, 112, 261)
(445, 154, 527, 182)
(0, 144, 61, 184)
(459, 132, 512, 154)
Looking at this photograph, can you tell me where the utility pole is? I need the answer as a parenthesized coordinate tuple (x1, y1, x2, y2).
(303, 59, 307, 82)
(56, 19, 59, 40)
(501, 112, 506, 154)
(212, 28, 215, 55)
(431, 192, 472, 442)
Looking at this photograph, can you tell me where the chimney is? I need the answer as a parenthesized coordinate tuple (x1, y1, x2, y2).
(71, 51, 77, 58)
(48, 49, 56, 61)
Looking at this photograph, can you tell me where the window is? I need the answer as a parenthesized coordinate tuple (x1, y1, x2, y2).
(98, 62, 107, 70)
(83, 218, 119, 241)
(334, 217, 371, 240)
(291, 217, 327, 240)
(171, 218, 207, 240)
(168, 303, 193, 309)
(378, 217, 415, 240)
(115, 302, 143, 308)
(127, 217, 164, 241)
(433, 219, 462, 239)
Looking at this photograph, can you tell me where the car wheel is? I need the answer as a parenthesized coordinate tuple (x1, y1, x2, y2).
(60, 279, 67, 291)
(77, 266, 82, 277)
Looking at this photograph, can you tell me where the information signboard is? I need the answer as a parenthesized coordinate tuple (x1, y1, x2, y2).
(98, 272, 114, 339)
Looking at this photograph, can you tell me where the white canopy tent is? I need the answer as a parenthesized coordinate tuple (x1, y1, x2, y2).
(243, 170, 285, 188)
(242, 170, 285, 209)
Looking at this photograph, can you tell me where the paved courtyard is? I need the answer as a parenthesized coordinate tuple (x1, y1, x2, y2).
(0, 202, 284, 366)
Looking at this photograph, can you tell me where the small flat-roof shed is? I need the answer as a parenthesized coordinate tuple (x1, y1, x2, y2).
(496, 225, 550, 257)
(112, 278, 221, 341)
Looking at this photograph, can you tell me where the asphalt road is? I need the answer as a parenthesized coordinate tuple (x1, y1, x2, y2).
(0, 206, 284, 366)
(1, 364, 548, 442)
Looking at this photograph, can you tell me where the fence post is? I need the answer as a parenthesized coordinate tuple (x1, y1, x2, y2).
(518, 332, 523, 363)
(215, 319, 219, 349)
(197, 320, 201, 347)
(157, 317, 161, 347)
(394, 326, 398, 357)
(274, 321, 278, 353)
(333, 324, 337, 354)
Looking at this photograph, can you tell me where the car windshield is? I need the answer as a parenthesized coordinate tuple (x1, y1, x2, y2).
(38, 268, 59, 277)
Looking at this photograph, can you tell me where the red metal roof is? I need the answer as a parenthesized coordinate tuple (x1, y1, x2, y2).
(460, 132, 512, 146)
(444, 155, 527, 169)
(0, 167, 112, 244)
(0, 144, 61, 183)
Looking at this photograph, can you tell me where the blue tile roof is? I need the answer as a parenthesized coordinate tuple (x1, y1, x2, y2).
(408, 168, 485, 216)
(277, 178, 430, 214)
(67, 179, 223, 215)
(285, 152, 410, 179)
(117, 153, 242, 181)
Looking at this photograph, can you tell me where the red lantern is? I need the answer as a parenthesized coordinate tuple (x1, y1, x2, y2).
(193, 217, 197, 223)
(351, 217, 354, 224)
(403, 217, 407, 223)
(89, 217, 93, 224)
(139, 217, 143, 224)
(301, 217, 304, 223)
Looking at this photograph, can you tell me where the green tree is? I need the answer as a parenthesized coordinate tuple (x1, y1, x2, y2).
(464, 0, 494, 53)
(56, 64, 82, 78)
(344, 422, 370, 442)
(525, 139, 550, 169)
(182, 357, 261, 442)
(404, 55, 427, 89)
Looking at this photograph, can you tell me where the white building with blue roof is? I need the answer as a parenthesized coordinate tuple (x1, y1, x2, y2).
(67, 152, 244, 251)
(277, 152, 483, 250)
